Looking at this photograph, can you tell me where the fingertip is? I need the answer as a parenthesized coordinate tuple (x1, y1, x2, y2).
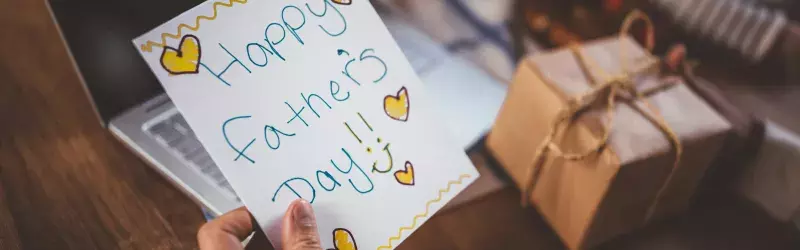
(281, 199, 303, 237)
(283, 199, 312, 220)
(291, 199, 316, 229)
(282, 199, 302, 223)
(290, 198, 310, 208)
(281, 199, 321, 250)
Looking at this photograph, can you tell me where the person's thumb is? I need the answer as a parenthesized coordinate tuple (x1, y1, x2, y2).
(281, 199, 323, 250)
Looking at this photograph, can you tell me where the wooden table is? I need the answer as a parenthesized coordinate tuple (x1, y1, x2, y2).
(0, 1, 206, 249)
(1, 0, 799, 249)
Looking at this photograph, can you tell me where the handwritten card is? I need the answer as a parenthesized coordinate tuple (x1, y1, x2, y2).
(133, 0, 479, 249)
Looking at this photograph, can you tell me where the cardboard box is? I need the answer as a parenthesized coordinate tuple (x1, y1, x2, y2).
(487, 36, 732, 249)
(739, 121, 800, 222)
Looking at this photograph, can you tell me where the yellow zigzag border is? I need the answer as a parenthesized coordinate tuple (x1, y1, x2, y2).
(376, 174, 472, 250)
(139, 0, 248, 52)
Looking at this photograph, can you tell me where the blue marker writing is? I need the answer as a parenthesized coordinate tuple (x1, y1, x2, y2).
(200, 43, 252, 86)
(222, 115, 256, 163)
(306, 0, 348, 37)
(245, 42, 273, 67)
(263, 125, 296, 150)
(264, 23, 288, 61)
(282, 5, 307, 45)
(316, 170, 342, 191)
(329, 80, 350, 102)
(272, 177, 316, 203)
(330, 148, 374, 194)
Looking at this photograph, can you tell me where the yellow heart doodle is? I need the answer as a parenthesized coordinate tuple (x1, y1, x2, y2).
(331, 0, 352, 5)
(383, 87, 410, 122)
(394, 161, 415, 186)
(327, 228, 357, 250)
(160, 34, 201, 75)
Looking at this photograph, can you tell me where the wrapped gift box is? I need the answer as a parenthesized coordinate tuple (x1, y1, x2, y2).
(486, 36, 732, 249)
(739, 121, 800, 224)
(679, 71, 764, 196)
(677, 60, 800, 230)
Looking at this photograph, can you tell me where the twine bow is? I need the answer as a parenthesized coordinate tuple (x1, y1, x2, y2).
(521, 10, 683, 222)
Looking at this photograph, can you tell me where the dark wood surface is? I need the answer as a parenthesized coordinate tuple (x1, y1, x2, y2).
(2, 0, 800, 249)
(0, 0, 205, 249)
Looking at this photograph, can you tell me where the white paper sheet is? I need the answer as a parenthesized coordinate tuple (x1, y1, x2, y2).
(133, 0, 479, 249)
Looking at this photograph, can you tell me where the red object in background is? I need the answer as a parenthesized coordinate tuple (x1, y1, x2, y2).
(604, 0, 623, 12)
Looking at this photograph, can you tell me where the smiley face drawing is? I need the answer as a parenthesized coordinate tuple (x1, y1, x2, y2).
(326, 228, 357, 250)
(344, 113, 394, 173)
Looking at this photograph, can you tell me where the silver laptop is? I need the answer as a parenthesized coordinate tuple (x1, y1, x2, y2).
(46, 0, 507, 216)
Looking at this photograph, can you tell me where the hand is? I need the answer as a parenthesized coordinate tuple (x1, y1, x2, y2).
(198, 199, 323, 250)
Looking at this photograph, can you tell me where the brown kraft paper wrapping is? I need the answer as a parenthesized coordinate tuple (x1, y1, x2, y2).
(487, 36, 732, 249)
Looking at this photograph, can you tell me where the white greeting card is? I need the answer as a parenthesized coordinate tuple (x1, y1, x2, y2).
(133, 0, 478, 249)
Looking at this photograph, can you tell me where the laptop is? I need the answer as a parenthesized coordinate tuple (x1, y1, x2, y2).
(46, 0, 507, 216)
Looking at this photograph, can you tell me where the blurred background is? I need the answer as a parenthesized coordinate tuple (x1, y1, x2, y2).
(1, 0, 800, 249)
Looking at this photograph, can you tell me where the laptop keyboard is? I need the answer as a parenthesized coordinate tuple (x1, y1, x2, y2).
(145, 112, 239, 201)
